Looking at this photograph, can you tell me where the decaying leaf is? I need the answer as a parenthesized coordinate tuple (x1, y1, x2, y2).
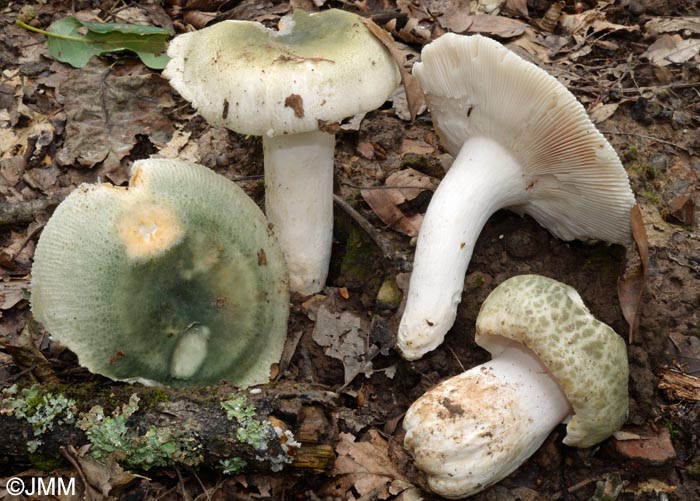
(360, 17, 424, 121)
(645, 16, 700, 36)
(325, 430, 422, 501)
(642, 34, 700, 67)
(462, 14, 528, 38)
(361, 169, 437, 237)
(61, 445, 144, 499)
(617, 205, 649, 343)
(588, 102, 620, 124)
(0, 277, 30, 310)
(311, 295, 373, 386)
(55, 59, 174, 176)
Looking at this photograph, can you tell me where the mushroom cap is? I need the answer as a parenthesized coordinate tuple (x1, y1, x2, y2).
(475, 275, 628, 447)
(413, 33, 635, 244)
(31, 159, 289, 388)
(163, 9, 400, 137)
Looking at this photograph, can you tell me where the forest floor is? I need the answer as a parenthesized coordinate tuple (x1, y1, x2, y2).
(1, 0, 699, 499)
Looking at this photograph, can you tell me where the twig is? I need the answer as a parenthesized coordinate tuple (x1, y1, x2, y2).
(332, 194, 411, 270)
(0, 195, 65, 227)
(599, 130, 689, 151)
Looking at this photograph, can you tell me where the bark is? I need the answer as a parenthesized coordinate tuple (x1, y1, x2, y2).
(0, 381, 340, 473)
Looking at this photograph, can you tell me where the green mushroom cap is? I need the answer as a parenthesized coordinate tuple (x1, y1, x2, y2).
(476, 275, 628, 448)
(163, 9, 400, 137)
(31, 159, 289, 388)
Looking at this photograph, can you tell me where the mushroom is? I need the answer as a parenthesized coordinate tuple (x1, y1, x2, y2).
(397, 33, 635, 360)
(163, 9, 400, 295)
(403, 275, 628, 498)
(31, 159, 289, 388)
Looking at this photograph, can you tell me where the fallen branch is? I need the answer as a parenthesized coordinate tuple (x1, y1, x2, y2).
(0, 381, 339, 474)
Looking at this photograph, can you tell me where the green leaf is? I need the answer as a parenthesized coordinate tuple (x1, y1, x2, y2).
(17, 17, 171, 69)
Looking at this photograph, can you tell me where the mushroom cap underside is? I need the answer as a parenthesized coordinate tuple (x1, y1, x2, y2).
(164, 9, 400, 137)
(413, 33, 635, 244)
(475, 274, 629, 447)
(31, 159, 289, 388)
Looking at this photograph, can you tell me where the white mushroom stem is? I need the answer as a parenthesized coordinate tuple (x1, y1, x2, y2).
(404, 343, 572, 498)
(263, 130, 335, 296)
(398, 137, 528, 360)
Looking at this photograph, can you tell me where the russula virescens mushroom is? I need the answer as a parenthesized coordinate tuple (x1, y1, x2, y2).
(403, 275, 628, 498)
(31, 159, 289, 388)
(163, 9, 401, 296)
(397, 33, 635, 360)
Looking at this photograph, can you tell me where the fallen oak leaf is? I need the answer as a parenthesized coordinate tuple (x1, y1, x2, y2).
(326, 430, 422, 501)
(360, 17, 424, 121)
(617, 205, 648, 344)
(16, 17, 171, 69)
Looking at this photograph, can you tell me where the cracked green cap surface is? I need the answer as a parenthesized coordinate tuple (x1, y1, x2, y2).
(31, 159, 289, 388)
(476, 275, 628, 447)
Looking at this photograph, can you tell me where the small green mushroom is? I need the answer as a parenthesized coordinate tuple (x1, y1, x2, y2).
(31, 159, 289, 388)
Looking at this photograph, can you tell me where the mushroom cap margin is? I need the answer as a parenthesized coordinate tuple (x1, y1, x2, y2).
(475, 274, 628, 448)
(164, 9, 401, 137)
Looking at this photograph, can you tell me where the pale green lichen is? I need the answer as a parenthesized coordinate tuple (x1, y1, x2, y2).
(220, 394, 275, 451)
(2, 385, 76, 453)
(220, 393, 300, 472)
(220, 457, 247, 474)
(77, 394, 203, 469)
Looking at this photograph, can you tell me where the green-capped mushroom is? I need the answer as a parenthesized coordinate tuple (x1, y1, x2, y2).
(31, 159, 289, 388)
(163, 9, 400, 295)
(403, 275, 628, 498)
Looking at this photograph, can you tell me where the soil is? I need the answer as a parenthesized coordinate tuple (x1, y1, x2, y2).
(1, 0, 699, 500)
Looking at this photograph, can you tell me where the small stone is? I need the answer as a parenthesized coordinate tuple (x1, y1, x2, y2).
(504, 229, 541, 259)
(613, 427, 676, 465)
(376, 276, 402, 310)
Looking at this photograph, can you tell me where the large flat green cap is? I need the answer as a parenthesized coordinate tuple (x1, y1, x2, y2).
(31, 159, 289, 388)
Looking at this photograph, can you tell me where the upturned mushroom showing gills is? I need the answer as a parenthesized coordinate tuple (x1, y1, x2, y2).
(31, 159, 289, 388)
(163, 9, 400, 296)
(403, 275, 628, 498)
(397, 34, 635, 360)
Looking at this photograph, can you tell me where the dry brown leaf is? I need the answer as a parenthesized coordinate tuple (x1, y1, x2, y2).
(0, 277, 29, 310)
(617, 205, 649, 343)
(56, 59, 174, 175)
(360, 17, 424, 121)
(361, 168, 437, 237)
(588, 102, 620, 124)
(62, 445, 144, 499)
(642, 34, 700, 67)
(326, 430, 421, 501)
(385, 169, 437, 203)
(183, 10, 218, 28)
(461, 14, 527, 38)
(311, 294, 373, 386)
(400, 138, 435, 156)
(503, 0, 528, 17)
(560, 10, 638, 38)
(645, 16, 700, 36)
